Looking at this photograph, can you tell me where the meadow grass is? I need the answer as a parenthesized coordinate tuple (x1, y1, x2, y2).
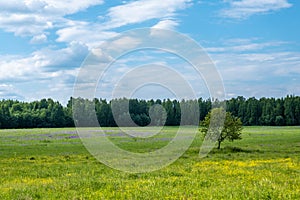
(0, 126, 299, 199)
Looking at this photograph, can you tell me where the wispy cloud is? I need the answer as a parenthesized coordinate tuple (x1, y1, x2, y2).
(0, 84, 24, 100)
(206, 38, 288, 53)
(204, 38, 300, 97)
(213, 50, 300, 98)
(221, 0, 292, 19)
(0, 0, 191, 46)
(30, 34, 48, 44)
(56, 22, 118, 48)
(103, 0, 191, 29)
(152, 19, 179, 30)
(57, 0, 190, 46)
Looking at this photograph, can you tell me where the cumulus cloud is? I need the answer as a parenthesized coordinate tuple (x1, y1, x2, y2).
(0, 42, 88, 80)
(0, 0, 196, 101)
(0, 13, 53, 36)
(221, 0, 292, 19)
(0, 0, 104, 37)
(40, 41, 89, 71)
(0, 46, 83, 102)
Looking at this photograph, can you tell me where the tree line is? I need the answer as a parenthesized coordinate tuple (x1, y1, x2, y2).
(0, 95, 299, 128)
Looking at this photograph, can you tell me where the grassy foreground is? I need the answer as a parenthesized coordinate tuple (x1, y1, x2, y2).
(0, 126, 300, 199)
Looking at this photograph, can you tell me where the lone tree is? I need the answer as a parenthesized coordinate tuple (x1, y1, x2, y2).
(200, 108, 243, 149)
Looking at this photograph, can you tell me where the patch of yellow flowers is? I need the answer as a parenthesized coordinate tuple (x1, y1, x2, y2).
(194, 157, 299, 170)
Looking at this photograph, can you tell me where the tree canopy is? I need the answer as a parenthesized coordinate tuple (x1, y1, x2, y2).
(200, 108, 243, 149)
(0, 95, 299, 128)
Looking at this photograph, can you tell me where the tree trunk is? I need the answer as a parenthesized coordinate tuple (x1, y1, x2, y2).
(217, 140, 221, 149)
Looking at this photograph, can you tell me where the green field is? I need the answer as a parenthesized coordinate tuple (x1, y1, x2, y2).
(0, 126, 300, 199)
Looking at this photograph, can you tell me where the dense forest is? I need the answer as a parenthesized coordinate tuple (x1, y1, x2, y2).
(0, 95, 300, 129)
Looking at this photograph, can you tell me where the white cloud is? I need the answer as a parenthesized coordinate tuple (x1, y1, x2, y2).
(0, 13, 53, 36)
(0, 0, 192, 47)
(152, 19, 179, 30)
(104, 0, 191, 29)
(0, 0, 196, 101)
(56, 22, 118, 48)
(221, 0, 292, 19)
(14, 68, 78, 103)
(0, 43, 85, 102)
(0, 42, 88, 80)
(211, 51, 300, 82)
(30, 34, 48, 44)
(56, 0, 191, 46)
(0, 0, 104, 37)
(37, 41, 89, 70)
(0, 0, 104, 16)
(202, 37, 300, 97)
(41, 0, 105, 15)
(106, 36, 142, 52)
(0, 84, 24, 100)
(206, 40, 287, 53)
(213, 51, 300, 98)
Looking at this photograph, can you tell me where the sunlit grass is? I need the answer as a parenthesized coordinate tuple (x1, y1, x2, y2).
(0, 126, 299, 199)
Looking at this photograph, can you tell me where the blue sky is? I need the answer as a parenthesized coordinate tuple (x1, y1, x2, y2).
(0, 0, 299, 104)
